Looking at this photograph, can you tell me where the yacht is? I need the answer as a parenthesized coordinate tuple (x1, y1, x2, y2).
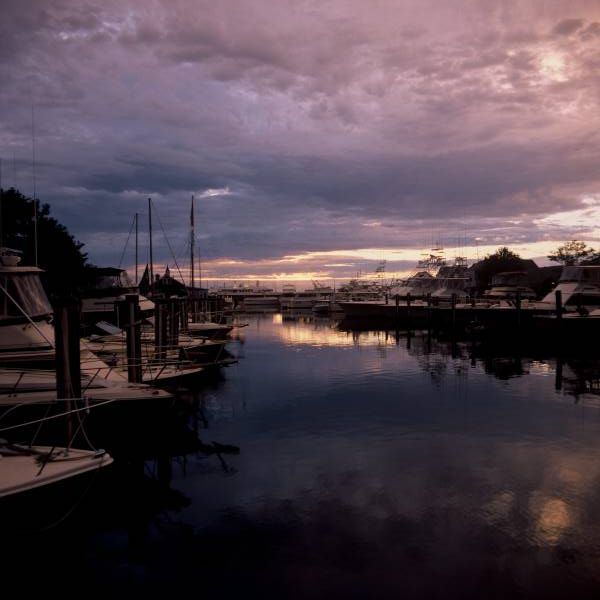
(0, 249, 55, 365)
(539, 265, 600, 308)
(81, 267, 154, 329)
(280, 285, 333, 310)
(483, 271, 536, 300)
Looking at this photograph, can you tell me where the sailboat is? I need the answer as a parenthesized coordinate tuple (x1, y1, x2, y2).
(186, 195, 235, 335)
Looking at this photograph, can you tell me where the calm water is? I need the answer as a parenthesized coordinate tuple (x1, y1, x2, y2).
(7, 312, 600, 598)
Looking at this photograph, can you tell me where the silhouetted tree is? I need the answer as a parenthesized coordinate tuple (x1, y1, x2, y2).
(472, 246, 525, 294)
(1, 187, 89, 297)
(548, 240, 599, 265)
(486, 246, 521, 261)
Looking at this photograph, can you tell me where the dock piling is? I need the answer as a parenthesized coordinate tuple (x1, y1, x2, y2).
(119, 294, 142, 383)
(54, 299, 81, 443)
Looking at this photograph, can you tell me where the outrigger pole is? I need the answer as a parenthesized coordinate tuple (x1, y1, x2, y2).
(148, 198, 154, 289)
(190, 195, 195, 290)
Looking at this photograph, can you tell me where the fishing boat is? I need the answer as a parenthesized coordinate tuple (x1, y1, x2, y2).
(0, 249, 55, 365)
(81, 266, 154, 330)
(483, 271, 536, 300)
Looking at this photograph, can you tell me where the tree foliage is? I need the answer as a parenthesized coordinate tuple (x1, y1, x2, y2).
(474, 246, 525, 293)
(485, 246, 521, 261)
(547, 240, 598, 265)
(1, 187, 89, 297)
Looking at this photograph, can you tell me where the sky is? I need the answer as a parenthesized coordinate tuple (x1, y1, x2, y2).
(2, 0, 600, 286)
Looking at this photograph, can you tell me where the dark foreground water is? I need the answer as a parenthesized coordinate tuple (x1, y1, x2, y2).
(6, 312, 600, 598)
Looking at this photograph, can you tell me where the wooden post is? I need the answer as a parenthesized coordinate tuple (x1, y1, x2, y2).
(54, 299, 81, 444)
(120, 294, 142, 383)
(180, 298, 189, 333)
(395, 294, 400, 321)
(515, 291, 521, 327)
(555, 290, 563, 320)
(154, 298, 168, 361)
(168, 298, 180, 348)
(54, 299, 82, 400)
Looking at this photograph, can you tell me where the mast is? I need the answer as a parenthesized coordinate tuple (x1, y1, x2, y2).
(198, 243, 202, 289)
(0, 157, 3, 251)
(190, 195, 195, 290)
(31, 102, 38, 266)
(135, 212, 138, 284)
(148, 198, 154, 288)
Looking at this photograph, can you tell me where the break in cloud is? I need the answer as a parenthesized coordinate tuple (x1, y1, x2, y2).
(2, 0, 600, 282)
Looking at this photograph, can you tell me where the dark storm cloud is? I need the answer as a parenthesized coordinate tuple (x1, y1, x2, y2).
(2, 0, 600, 277)
(552, 19, 585, 36)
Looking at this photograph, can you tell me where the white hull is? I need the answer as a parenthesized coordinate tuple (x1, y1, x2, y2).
(0, 444, 113, 498)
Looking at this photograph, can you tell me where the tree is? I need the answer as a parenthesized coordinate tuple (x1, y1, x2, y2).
(473, 246, 525, 294)
(1, 187, 89, 297)
(485, 246, 521, 261)
(548, 240, 597, 266)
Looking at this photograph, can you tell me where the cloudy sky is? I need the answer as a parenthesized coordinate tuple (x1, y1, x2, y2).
(2, 0, 600, 285)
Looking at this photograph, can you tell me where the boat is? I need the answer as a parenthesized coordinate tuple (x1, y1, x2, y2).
(430, 258, 475, 301)
(539, 265, 600, 308)
(242, 295, 280, 309)
(280, 283, 334, 310)
(80, 266, 154, 330)
(0, 249, 55, 366)
(0, 441, 113, 499)
(483, 271, 536, 300)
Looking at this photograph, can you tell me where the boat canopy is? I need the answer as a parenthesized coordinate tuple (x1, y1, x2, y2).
(1, 272, 52, 318)
(559, 266, 600, 283)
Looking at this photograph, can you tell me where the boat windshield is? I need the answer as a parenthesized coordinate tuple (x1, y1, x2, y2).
(559, 266, 600, 283)
(94, 272, 133, 289)
(1, 274, 52, 318)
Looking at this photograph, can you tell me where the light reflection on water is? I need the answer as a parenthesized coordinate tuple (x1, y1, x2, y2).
(11, 311, 600, 597)
(159, 313, 600, 597)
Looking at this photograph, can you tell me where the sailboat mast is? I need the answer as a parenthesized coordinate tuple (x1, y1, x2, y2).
(135, 212, 138, 284)
(190, 195, 195, 290)
(0, 157, 3, 251)
(31, 102, 38, 267)
(148, 198, 154, 288)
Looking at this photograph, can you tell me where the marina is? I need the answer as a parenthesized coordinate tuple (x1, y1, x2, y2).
(2, 1, 600, 597)
(5, 310, 600, 597)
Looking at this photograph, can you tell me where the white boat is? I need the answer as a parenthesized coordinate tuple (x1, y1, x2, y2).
(0, 442, 113, 498)
(0, 250, 55, 365)
(483, 271, 536, 300)
(187, 321, 233, 338)
(81, 267, 154, 328)
(242, 296, 280, 309)
(539, 265, 600, 308)
(280, 285, 333, 310)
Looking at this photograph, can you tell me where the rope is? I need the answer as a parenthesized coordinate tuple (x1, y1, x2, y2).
(0, 398, 115, 432)
(0, 281, 55, 348)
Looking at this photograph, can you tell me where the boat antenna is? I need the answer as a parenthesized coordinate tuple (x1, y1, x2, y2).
(0, 157, 3, 250)
(198, 243, 202, 289)
(31, 101, 38, 266)
(190, 195, 195, 290)
(135, 212, 138, 284)
(148, 197, 154, 288)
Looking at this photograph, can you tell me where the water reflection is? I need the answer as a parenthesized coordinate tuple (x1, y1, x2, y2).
(8, 312, 600, 597)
